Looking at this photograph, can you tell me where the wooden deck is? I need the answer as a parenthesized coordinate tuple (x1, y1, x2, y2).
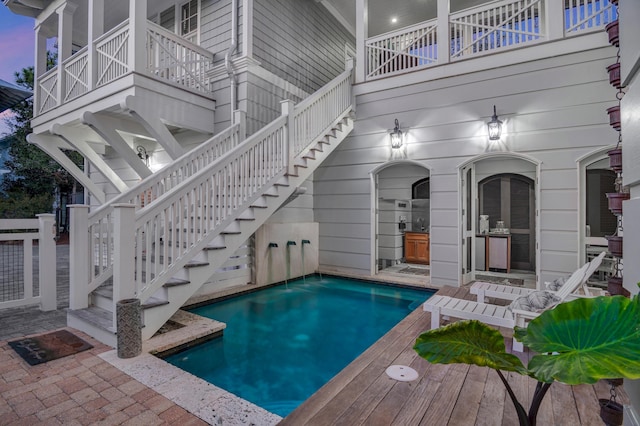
(280, 286, 625, 425)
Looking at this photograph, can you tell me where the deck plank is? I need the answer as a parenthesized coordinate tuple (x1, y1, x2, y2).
(449, 364, 489, 426)
(279, 285, 628, 426)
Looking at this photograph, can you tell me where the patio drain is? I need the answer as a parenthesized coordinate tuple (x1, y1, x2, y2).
(385, 365, 418, 382)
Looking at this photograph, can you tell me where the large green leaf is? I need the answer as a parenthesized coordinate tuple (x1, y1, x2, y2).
(515, 295, 640, 384)
(414, 320, 526, 373)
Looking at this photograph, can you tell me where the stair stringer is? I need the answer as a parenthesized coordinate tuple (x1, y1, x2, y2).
(139, 112, 354, 340)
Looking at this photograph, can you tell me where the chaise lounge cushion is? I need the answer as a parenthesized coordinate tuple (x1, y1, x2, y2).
(508, 290, 561, 313)
(545, 276, 567, 292)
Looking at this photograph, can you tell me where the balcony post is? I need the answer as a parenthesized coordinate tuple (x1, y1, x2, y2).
(234, 109, 247, 142)
(437, 0, 450, 65)
(87, 0, 104, 91)
(128, 0, 148, 74)
(34, 24, 47, 115)
(544, 0, 565, 40)
(69, 205, 90, 310)
(355, 0, 367, 83)
(56, 2, 77, 105)
(281, 99, 295, 176)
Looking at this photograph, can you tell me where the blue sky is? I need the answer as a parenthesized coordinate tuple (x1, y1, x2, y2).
(1, 5, 36, 136)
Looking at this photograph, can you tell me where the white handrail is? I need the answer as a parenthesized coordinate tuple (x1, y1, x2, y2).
(128, 65, 353, 304)
(86, 121, 243, 291)
(134, 115, 288, 302)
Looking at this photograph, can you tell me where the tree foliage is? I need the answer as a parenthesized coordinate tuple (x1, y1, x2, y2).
(1, 53, 83, 218)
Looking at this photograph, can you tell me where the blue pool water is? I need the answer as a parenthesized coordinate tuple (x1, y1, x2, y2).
(164, 275, 433, 417)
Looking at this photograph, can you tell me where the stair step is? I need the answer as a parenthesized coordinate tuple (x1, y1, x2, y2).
(68, 306, 114, 331)
(164, 277, 191, 287)
(142, 296, 169, 309)
(302, 151, 316, 160)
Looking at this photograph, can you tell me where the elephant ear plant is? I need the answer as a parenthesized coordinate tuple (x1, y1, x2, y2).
(414, 295, 640, 426)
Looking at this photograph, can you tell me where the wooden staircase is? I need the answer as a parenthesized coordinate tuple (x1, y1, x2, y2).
(66, 66, 354, 346)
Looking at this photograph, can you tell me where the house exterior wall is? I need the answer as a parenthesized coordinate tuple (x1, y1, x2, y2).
(252, 0, 355, 93)
(619, 0, 640, 419)
(314, 45, 617, 286)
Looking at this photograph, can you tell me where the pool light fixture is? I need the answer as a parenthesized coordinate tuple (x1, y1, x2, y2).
(390, 118, 403, 149)
(487, 105, 503, 141)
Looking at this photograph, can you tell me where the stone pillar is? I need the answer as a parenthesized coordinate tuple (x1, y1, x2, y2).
(116, 298, 142, 358)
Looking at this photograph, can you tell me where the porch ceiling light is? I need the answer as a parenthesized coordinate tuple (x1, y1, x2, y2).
(137, 145, 150, 166)
(487, 105, 503, 141)
(390, 118, 403, 149)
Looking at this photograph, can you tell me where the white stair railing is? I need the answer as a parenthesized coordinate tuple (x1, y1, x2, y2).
(71, 117, 245, 301)
(121, 62, 353, 310)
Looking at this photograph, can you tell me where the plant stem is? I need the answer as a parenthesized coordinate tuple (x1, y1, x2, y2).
(528, 381, 552, 425)
(496, 369, 530, 426)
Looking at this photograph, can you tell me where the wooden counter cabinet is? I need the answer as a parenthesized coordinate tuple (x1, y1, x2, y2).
(405, 232, 429, 264)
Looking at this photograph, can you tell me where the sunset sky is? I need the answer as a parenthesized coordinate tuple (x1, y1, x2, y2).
(1, 5, 36, 137)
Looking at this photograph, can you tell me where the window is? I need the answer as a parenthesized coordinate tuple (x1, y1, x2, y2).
(181, 0, 198, 40)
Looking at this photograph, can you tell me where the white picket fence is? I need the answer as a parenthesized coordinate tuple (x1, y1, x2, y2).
(0, 215, 57, 311)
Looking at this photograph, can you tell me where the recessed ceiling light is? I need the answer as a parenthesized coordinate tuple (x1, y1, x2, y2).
(391, 17, 397, 23)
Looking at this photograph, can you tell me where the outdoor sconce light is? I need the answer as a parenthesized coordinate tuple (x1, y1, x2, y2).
(390, 118, 403, 149)
(487, 105, 503, 141)
(136, 145, 150, 166)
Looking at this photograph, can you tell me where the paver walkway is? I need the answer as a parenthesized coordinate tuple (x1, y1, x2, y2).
(0, 329, 207, 425)
(0, 243, 208, 425)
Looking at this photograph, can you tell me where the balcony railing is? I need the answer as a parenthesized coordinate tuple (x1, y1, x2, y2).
(365, 0, 617, 80)
(36, 19, 214, 116)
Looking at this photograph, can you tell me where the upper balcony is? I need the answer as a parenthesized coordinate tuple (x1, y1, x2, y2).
(355, 0, 617, 82)
(4, 0, 216, 133)
(35, 18, 214, 117)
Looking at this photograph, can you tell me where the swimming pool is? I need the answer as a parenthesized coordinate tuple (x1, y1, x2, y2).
(164, 275, 433, 417)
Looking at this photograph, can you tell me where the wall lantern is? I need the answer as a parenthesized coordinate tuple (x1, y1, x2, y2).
(390, 118, 403, 149)
(487, 105, 503, 141)
(136, 145, 150, 166)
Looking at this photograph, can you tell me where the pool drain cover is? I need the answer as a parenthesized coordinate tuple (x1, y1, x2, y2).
(385, 365, 418, 382)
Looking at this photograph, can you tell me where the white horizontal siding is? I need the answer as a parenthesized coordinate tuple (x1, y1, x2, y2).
(315, 44, 616, 285)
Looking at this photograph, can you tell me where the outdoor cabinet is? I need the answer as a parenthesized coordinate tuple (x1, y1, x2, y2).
(488, 235, 511, 272)
(405, 232, 430, 264)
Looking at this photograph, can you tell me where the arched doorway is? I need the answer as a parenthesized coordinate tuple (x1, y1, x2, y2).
(460, 154, 540, 285)
(578, 147, 617, 287)
(369, 161, 431, 278)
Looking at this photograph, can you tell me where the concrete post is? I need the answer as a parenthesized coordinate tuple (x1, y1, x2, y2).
(69, 205, 90, 310)
(37, 214, 57, 311)
(116, 298, 142, 358)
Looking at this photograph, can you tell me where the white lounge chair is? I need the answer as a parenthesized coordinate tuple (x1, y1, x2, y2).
(470, 251, 607, 303)
(423, 254, 605, 352)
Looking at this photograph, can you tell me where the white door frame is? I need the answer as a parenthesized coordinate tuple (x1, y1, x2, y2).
(458, 152, 541, 286)
(369, 160, 431, 276)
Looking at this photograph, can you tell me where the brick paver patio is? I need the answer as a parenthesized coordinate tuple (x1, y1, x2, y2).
(0, 243, 208, 425)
